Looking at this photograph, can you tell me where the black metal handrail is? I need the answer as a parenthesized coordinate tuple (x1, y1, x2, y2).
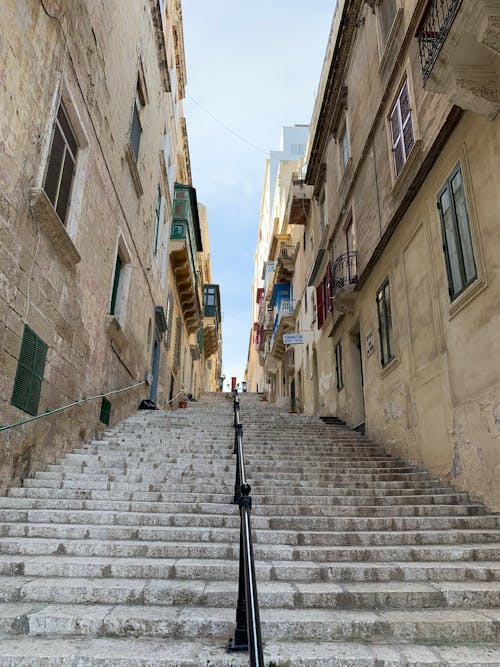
(332, 251, 358, 295)
(416, 0, 462, 82)
(227, 390, 264, 665)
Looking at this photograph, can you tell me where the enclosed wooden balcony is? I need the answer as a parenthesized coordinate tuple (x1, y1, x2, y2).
(287, 179, 313, 225)
(170, 183, 203, 334)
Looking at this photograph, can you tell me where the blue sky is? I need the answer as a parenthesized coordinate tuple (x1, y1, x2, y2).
(182, 1, 335, 388)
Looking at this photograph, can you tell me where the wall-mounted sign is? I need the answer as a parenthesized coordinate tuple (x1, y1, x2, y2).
(283, 333, 304, 345)
(366, 329, 375, 356)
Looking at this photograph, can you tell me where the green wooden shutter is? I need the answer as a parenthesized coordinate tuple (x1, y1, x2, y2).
(11, 325, 48, 416)
(100, 397, 111, 425)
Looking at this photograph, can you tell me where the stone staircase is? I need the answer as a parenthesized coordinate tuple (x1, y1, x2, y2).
(0, 392, 499, 665)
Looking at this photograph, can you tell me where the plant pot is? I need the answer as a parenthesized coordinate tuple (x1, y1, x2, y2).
(179, 401, 188, 408)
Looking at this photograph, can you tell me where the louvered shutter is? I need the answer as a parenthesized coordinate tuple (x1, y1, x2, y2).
(317, 283, 324, 329)
(11, 326, 48, 416)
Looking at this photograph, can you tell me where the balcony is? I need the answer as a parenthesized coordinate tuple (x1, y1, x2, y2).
(287, 179, 314, 225)
(269, 299, 297, 359)
(202, 284, 221, 357)
(416, 0, 500, 117)
(170, 183, 203, 334)
(332, 252, 358, 314)
(275, 243, 299, 282)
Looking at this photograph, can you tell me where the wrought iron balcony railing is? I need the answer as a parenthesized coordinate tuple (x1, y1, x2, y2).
(416, 0, 462, 82)
(332, 252, 358, 295)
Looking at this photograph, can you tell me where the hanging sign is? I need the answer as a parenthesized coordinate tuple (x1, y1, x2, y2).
(283, 333, 304, 345)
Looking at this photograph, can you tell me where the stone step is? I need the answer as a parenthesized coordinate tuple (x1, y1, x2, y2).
(0, 602, 498, 643)
(7, 486, 466, 504)
(0, 507, 496, 531)
(2, 530, 500, 567)
(6, 637, 498, 666)
(2, 575, 500, 610)
(1, 521, 499, 548)
(0, 496, 485, 517)
(19, 478, 453, 493)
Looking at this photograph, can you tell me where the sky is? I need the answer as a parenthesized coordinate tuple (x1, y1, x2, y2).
(181, 1, 335, 388)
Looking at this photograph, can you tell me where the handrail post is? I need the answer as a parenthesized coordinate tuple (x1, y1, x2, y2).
(227, 391, 264, 665)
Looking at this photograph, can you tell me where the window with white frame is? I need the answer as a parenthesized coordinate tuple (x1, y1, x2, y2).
(109, 238, 132, 327)
(43, 102, 79, 226)
(389, 79, 414, 178)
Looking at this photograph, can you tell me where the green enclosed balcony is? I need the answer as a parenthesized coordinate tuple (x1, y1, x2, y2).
(202, 284, 221, 357)
(170, 183, 203, 335)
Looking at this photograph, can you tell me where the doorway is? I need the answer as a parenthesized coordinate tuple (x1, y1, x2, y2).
(349, 322, 365, 429)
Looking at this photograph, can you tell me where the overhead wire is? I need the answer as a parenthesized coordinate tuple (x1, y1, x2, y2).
(187, 94, 268, 155)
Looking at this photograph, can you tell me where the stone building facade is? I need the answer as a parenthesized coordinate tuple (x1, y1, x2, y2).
(248, 0, 500, 510)
(0, 0, 221, 493)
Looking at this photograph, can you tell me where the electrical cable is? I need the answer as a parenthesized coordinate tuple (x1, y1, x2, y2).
(187, 94, 268, 155)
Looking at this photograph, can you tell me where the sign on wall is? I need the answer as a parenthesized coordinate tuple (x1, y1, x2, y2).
(283, 333, 304, 345)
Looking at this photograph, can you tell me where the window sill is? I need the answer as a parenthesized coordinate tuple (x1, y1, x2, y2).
(125, 143, 144, 197)
(390, 139, 422, 201)
(106, 314, 129, 352)
(448, 276, 488, 320)
(30, 188, 81, 265)
(380, 355, 400, 379)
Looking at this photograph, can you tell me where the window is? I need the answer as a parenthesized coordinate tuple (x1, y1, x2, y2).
(165, 291, 174, 349)
(335, 340, 344, 391)
(340, 124, 350, 170)
(130, 79, 146, 161)
(154, 185, 162, 256)
(316, 262, 332, 330)
(389, 79, 414, 178)
(100, 397, 111, 425)
(11, 325, 48, 416)
(319, 189, 327, 229)
(304, 286, 308, 313)
(43, 102, 78, 225)
(378, 0, 398, 47)
(204, 286, 215, 307)
(376, 278, 394, 367)
(110, 254, 123, 316)
(109, 239, 132, 325)
(438, 165, 477, 300)
(174, 316, 182, 368)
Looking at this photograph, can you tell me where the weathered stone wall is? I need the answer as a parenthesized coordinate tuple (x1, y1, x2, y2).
(0, 0, 191, 493)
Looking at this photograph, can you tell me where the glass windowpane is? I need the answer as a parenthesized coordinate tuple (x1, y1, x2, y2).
(451, 170, 477, 284)
(44, 125, 65, 206)
(55, 149, 75, 224)
(57, 105, 78, 157)
(440, 189, 462, 296)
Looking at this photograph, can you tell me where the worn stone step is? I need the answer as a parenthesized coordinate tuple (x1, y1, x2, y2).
(3, 638, 500, 667)
(0, 603, 498, 642)
(0, 496, 486, 518)
(0, 508, 495, 532)
(2, 575, 500, 610)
